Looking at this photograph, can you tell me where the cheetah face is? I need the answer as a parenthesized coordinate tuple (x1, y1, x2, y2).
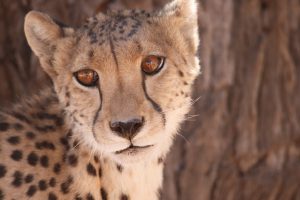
(24, 0, 199, 164)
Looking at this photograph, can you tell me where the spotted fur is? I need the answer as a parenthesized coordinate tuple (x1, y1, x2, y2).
(0, 0, 200, 199)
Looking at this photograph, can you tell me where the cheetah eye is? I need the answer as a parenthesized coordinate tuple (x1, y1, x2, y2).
(73, 69, 99, 87)
(141, 55, 165, 75)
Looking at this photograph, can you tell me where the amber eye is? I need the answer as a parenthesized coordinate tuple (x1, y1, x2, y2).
(73, 69, 99, 87)
(141, 55, 165, 75)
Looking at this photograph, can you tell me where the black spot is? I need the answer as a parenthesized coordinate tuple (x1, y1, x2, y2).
(116, 164, 123, 172)
(7, 136, 20, 145)
(94, 156, 99, 163)
(178, 70, 184, 77)
(44, 141, 55, 149)
(0, 189, 4, 200)
(12, 112, 31, 124)
(27, 152, 39, 166)
(67, 130, 73, 138)
(26, 131, 36, 139)
(62, 153, 67, 162)
(49, 177, 56, 187)
(13, 123, 23, 130)
(75, 193, 83, 200)
(87, 163, 97, 176)
(66, 101, 70, 107)
(73, 140, 80, 149)
(48, 58, 54, 67)
(40, 155, 49, 167)
(60, 176, 73, 194)
(35, 125, 56, 132)
(26, 185, 37, 197)
(88, 49, 94, 58)
(34, 112, 57, 120)
(35, 141, 55, 150)
(38, 179, 48, 191)
(35, 142, 42, 149)
(0, 164, 7, 178)
(11, 150, 23, 161)
(86, 193, 95, 200)
(11, 171, 23, 187)
(0, 122, 9, 131)
(158, 157, 164, 164)
(100, 188, 107, 200)
(65, 91, 70, 98)
(48, 192, 57, 200)
(60, 137, 70, 150)
(55, 117, 64, 126)
(53, 163, 61, 174)
(88, 31, 98, 44)
(43, 95, 59, 106)
(25, 174, 34, 183)
(67, 154, 78, 167)
(98, 167, 102, 178)
(120, 194, 129, 200)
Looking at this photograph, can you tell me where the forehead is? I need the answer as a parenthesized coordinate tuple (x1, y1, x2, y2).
(71, 10, 171, 71)
(80, 10, 153, 46)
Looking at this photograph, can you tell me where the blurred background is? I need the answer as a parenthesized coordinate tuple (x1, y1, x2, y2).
(0, 0, 300, 199)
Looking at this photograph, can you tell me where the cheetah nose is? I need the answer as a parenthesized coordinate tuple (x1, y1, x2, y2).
(109, 117, 144, 140)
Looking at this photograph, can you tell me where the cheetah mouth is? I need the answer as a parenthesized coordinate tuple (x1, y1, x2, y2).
(115, 144, 154, 154)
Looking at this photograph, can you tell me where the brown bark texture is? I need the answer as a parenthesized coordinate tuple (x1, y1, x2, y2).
(1, 0, 300, 199)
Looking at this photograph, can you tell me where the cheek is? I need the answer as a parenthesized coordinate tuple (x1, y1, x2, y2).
(62, 85, 101, 125)
(148, 72, 191, 112)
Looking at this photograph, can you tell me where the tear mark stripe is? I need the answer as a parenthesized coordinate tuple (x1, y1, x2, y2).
(141, 73, 166, 125)
(92, 82, 103, 141)
(109, 36, 119, 69)
(108, 19, 119, 70)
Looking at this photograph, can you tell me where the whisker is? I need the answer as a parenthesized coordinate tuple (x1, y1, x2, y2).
(72, 140, 82, 149)
(191, 95, 202, 106)
(177, 132, 190, 144)
(88, 147, 96, 163)
(184, 118, 197, 122)
(69, 138, 85, 152)
(184, 114, 200, 120)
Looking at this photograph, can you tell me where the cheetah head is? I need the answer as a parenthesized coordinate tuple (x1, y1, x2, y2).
(24, 0, 199, 164)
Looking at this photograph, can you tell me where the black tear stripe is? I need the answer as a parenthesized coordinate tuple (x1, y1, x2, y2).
(108, 21, 119, 70)
(141, 73, 166, 126)
(109, 36, 119, 69)
(92, 82, 103, 141)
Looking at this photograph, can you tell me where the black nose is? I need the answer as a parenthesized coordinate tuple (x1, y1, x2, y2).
(109, 117, 144, 140)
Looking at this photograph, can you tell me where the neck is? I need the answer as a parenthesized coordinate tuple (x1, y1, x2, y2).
(68, 140, 164, 200)
(100, 158, 164, 200)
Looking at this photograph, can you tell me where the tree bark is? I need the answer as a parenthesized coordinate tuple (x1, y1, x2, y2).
(1, 0, 300, 199)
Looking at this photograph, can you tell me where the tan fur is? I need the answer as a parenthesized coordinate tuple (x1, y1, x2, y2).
(0, 0, 200, 199)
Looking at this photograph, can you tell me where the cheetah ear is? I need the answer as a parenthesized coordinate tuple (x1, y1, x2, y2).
(24, 11, 74, 77)
(159, 0, 199, 53)
(161, 0, 198, 19)
(25, 11, 65, 57)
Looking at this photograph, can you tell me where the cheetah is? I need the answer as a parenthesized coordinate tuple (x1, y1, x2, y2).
(0, 0, 200, 199)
